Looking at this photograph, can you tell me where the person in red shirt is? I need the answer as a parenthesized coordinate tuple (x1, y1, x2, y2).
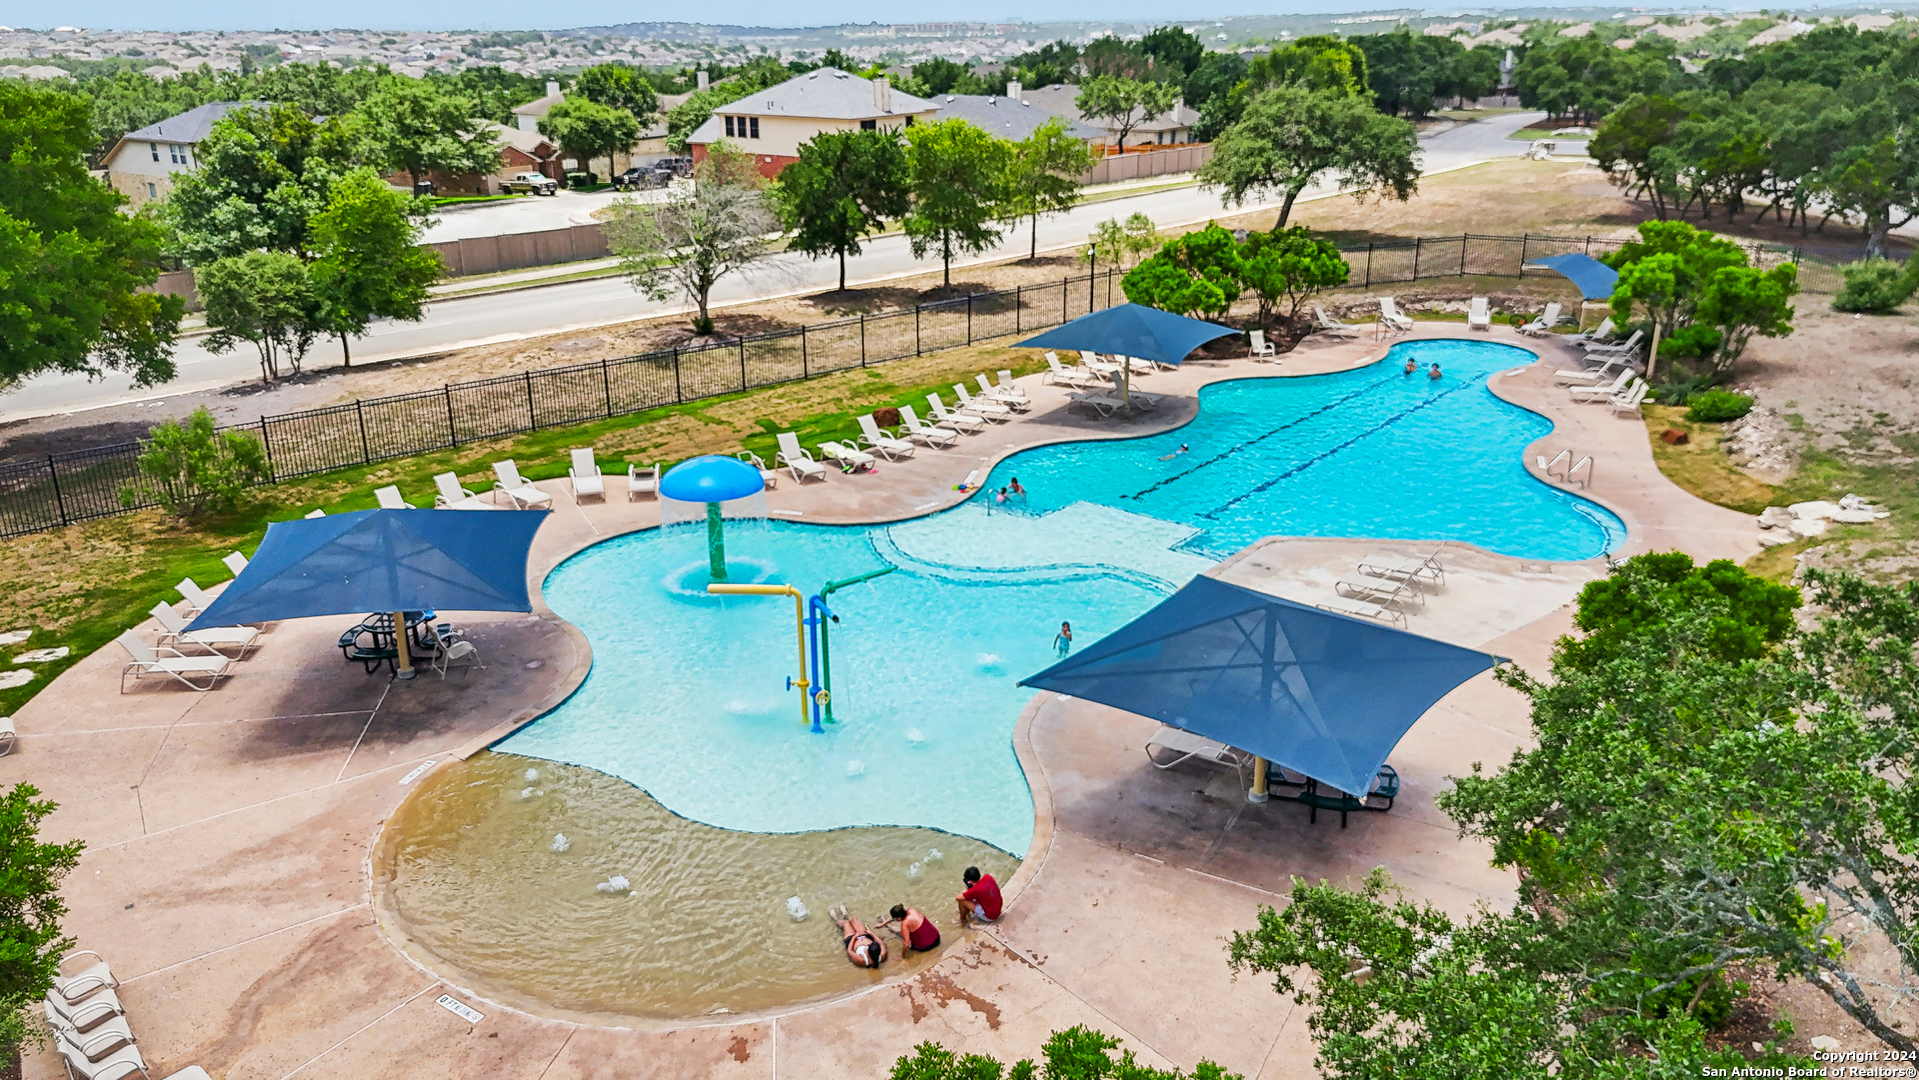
(882, 904, 940, 952)
(956, 865, 1002, 927)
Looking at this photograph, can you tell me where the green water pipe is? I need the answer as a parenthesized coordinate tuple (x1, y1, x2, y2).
(817, 566, 896, 724)
(706, 502, 727, 582)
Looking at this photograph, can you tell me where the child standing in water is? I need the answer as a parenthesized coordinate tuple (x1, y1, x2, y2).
(1054, 622, 1073, 657)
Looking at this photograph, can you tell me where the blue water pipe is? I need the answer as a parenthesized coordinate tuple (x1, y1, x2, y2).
(803, 566, 897, 733)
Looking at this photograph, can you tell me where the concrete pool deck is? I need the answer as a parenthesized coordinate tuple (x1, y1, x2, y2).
(13, 326, 1759, 1080)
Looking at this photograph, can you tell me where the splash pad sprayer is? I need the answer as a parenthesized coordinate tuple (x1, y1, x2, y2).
(813, 568, 896, 729)
(705, 583, 810, 728)
(705, 566, 897, 734)
(659, 455, 766, 583)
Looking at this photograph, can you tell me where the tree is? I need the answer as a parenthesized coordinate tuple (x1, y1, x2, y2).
(1121, 224, 1242, 320)
(1081, 214, 1159, 270)
(539, 97, 641, 182)
(1001, 118, 1097, 260)
(355, 76, 501, 188)
(1075, 76, 1178, 153)
(1695, 264, 1797, 366)
(1229, 870, 1810, 1079)
(308, 168, 443, 367)
(902, 119, 1012, 286)
(197, 249, 324, 381)
(1185, 52, 1250, 141)
(573, 62, 659, 122)
(912, 57, 973, 96)
(603, 144, 777, 334)
(891, 1026, 1239, 1080)
(1513, 37, 1681, 124)
(0, 78, 182, 388)
(1139, 25, 1205, 81)
(164, 102, 351, 264)
(0, 784, 83, 1061)
(1238, 226, 1352, 332)
(1198, 84, 1419, 228)
(1590, 94, 1689, 218)
(771, 129, 910, 291)
(1352, 29, 1466, 117)
(121, 405, 269, 518)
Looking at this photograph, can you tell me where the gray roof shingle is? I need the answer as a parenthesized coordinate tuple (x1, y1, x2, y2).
(930, 94, 1105, 142)
(124, 100, 270, 143)
(708, 67, 936, 122)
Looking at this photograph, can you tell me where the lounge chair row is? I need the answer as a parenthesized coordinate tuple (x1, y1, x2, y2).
(1316, 548, 1445, 628)
(116, 573, 266, 693)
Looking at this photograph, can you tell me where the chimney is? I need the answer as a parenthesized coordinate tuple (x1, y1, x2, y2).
(697, 69, 709, 91)
(544, 79, 560, 99)
(873, 76, 892, 113)
(1007, 80, 1021, 100)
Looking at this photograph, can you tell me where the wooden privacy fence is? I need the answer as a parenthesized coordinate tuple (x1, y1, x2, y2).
(8, 231, 1809, 540)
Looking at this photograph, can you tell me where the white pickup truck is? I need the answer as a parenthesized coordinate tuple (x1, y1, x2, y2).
(501, 172, 559, 196)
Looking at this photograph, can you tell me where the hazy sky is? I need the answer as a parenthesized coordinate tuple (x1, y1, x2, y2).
(0, 0, 1828, 33)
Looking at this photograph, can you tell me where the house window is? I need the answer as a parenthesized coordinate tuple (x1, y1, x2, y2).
(860, 119, 877, 131)
(905, 116, 914, 127)
(149, 142, 159, 162)
(169, 144, 186, 164)
(749, 117, 759, 139)
(724, 116, 735, 137)
(146, 182, 156, 198)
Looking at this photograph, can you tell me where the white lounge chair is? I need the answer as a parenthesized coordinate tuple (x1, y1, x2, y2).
(735, 452, 780, 489)
(898, 405, 960, 448)
(221, 551, 247, 578)
(977, 374, 1029, 409)
(952, 384, 1010, 421)
(1583, 329, 1644, 355)
(1249, 329, 1278, 360)
(1123, 355, 1161, 375)
(1145, 725, 1250, 781)
(1467, 296, 1492, 331)
(1610, 378, 1650, 417)
(432, 472, 491, 510)
(53, 1025, 147, 1080)
(1044, 352, 1098, 388)
(1355, 550, 1446, 588)
(1569, 369, 1634, 402)
(374, 485, 414, 510)
(47, 1007, 135, 1066)
(1068, 391, 1125, 418)
(1517, 302, 1563, 337)
(149, 603, 258, 659)
(51, 953, 116, 1007)
(568, 449, 605, 503)
(1312, 303, 1362, 338)
(0, 717, 13, 757)
(116, 632, 232, 693)
(926, 395, 987, 433)
(1378, 297, 1415, 334)
(1334, 575, 1421, 611)
(626, 462, 660, 500)
(303, 509, 326, 519)
(819, 441, 877, 473)
(1317, 597, 1407, 628)
(1078, 350, 1122, 378)
(1553, 353, 1632, 385)
(44, 985, 123, 1035)
(175, 578, 213, 617)
(856, 414, 916, 460)
(432, 638, 481, 678)
(491, 460, 553, 509)
(776, 432, 828, 483)
(1568, 316, 1616, 345)
(996, 371, 1026, 398)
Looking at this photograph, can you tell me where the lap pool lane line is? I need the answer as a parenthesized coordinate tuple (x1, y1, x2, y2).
(1199, 375, 1489, 521)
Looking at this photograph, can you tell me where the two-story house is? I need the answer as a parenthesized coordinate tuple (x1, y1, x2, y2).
(101, 101, 268, 207)
(684, 68, 939, 179)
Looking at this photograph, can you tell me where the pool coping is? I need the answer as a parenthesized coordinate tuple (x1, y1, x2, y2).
(363, 330, 1647, 1031)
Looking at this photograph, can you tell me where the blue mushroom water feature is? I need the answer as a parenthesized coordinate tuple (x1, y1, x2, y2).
(659, 456, 766, 583)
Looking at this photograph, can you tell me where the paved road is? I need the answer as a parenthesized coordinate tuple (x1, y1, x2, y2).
(2, 112, 1546, 423)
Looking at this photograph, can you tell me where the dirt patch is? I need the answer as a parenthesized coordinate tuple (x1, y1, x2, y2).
(727, 1036, 751, 1063)
(897, 966, 1003, 1030)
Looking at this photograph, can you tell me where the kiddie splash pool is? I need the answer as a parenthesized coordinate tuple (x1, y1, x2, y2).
(379, 339, 1623, 1017)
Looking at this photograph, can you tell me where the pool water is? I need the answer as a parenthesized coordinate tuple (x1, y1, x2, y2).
(495, 340, 1623, 856)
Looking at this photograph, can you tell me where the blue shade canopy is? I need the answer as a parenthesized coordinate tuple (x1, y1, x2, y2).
(1020, 576, 1501, 796)
(1527, 253, 1620, 300)
(659, 455, 765, 502)
(185, 508, 548, 631)
(1014, 303, 1240, 366)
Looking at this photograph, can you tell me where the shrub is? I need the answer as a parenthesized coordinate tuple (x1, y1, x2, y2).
(1686, 390, 1754, 423)
(0, 783, 84, 1062)
(1832, 256, 1915, 314)
(120, 405, 269, 519)
(1649, 372, 1717, 405)
(1657, 322, 1723, 361)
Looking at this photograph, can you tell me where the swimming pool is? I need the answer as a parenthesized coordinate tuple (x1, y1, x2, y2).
(494, 339, 1623, 857)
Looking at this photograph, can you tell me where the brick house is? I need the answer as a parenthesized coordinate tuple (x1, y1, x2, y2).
(684, 68, 938, 179)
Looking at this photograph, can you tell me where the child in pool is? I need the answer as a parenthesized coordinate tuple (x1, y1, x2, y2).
(1054, 621, 1073, 657)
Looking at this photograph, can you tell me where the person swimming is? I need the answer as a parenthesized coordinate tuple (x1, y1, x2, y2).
(1404, 356, 1418, 375)
(1158, 443, 1189, 461)
(1054, 621, 1073, 657)
(830, 905, 887, 968)
(995, 487, 1008, 504)
(1428, 362, 1442, 380)
(1009, 477, 1026, 499)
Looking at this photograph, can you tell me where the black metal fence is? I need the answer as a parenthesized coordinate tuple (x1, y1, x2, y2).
(0, 231, 1811, 540)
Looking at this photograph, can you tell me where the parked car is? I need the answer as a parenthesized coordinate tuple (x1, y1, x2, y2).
(501, 172, 559, 196)
(655, 156, 694, 178)
(613, 166, 674, 190)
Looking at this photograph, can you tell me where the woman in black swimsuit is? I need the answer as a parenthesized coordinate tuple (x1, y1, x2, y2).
(830, 905, 887, 967)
